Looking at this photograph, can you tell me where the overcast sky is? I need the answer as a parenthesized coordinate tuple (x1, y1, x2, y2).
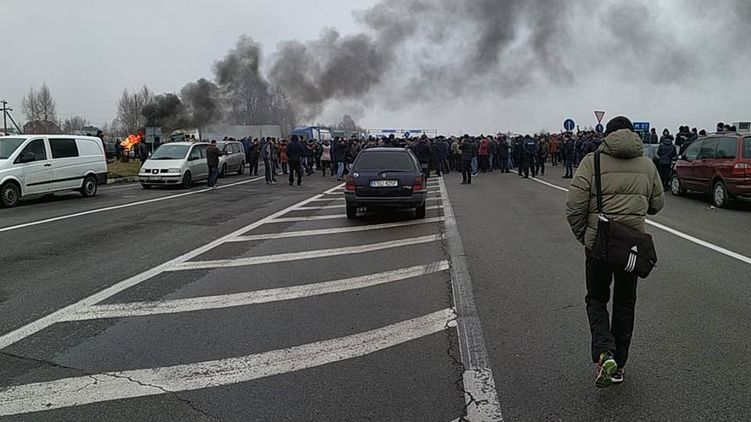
(2, 0, 749, 134)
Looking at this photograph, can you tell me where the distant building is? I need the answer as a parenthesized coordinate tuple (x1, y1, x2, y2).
(22, 120, 62, 135)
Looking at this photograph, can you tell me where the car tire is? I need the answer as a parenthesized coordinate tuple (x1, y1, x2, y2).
(238, 161, 245, 175)
(182, 171, 193, 189)
(1, 182, 20, 208)
(415, 203, 426, 219)
(712, 181, 730, 208)
(141, 184, 152, 190)
(346, 204, 358, 219)
(669, 173, 685, 196)
(79, 175, 98, 198)
(220, 164, 227, 178)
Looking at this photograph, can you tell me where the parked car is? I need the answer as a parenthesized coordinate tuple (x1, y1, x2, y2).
(138, 142, 208, 189)
(670, 133, 751, 207)
(0, 135, 107, 208)
(344, 148, 428, 219)
(217, 140, 245, 177)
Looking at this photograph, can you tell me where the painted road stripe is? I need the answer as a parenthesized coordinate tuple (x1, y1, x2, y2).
(438, 177, 503, 421)
(170, 234, 445, 271)
(269, 205, 444, 223)
(524, 174, 751, 266)
(294, 204, 345, 210)
(65, 262, 450, 321)
(0, 177, 264, 234)
(228, 217, 446, 242)
(0, 309, 455, 416)
(0, 187, 339, 350)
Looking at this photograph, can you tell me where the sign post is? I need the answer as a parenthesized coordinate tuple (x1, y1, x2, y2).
(564, 119, 576, 132)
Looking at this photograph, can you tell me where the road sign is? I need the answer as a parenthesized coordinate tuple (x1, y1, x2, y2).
(403, 132, 411, 138)
(595, 124, 604, 133)
(564, 119, 575, 131)
(633, 122, 650, 132)
(594, 111, 606, 123)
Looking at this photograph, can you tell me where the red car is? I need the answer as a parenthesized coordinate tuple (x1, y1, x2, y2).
(670, 132, 751, 207)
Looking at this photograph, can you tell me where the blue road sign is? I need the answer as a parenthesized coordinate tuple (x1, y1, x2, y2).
(564, 119, 575, 131)
(404, 132, 411, 138)
(595, 124, 604, 133)
(633, 122, 650, 132)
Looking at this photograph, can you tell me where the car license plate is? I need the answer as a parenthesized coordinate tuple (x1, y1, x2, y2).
(370, 180, 398, 188)
(149, 176, 162, 181)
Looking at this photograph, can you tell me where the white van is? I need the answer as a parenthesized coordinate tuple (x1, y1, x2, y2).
(0, 135, 108, 208)
(138, 142, 209, 189)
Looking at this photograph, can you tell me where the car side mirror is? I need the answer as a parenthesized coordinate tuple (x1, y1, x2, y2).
(19, 152, 35, 163)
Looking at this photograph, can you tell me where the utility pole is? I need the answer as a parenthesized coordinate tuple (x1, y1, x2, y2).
(0, 99, 22, 135)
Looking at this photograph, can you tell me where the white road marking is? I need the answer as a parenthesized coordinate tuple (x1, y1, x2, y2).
(0, 187, 335, 350)
(228, 217, 446, 242)
(0, 177, 264, 234)
(294, 204, 345, 210)
(525, 174, 751, 266)
(438, 177, 504, 421)
(268, 205, 444, 223)
(65, 262, 450, 321)
(310, 197, 346, 202)
(0, 309, 455, 416)
(170, 234, 445, 271)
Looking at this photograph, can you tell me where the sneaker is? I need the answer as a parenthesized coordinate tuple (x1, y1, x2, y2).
(611, 368, 624, 384)
(595, 352, 618, 388)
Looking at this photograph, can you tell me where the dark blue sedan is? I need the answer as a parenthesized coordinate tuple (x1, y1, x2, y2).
(344, 148, 428, 219)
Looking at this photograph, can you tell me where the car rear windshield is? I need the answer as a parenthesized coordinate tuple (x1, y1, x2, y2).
(0, 138, 25, 159)
(150, 144, 189, 160)
(355, 152, 416, 171)
(744, 138, 751, 159)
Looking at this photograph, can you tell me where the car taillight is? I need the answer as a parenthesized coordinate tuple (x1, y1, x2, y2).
(345, 176, 356, 192)
(413, 176, 426, 191)
(732, 163, 751, 177)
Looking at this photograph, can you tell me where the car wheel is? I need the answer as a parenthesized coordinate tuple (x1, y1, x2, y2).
(141, 184, 152, 190)
(79, 175, 98, 198)
(712, 181, 730, 208)
(669, 173, 685, 196)
(219, 164, 227, 178)
(415, 203, 426, 219)
(1, 182, 20, 208)
(237, 161, 245, 175)
(182, 171, 193, 189)
(346, 204, 358, 219)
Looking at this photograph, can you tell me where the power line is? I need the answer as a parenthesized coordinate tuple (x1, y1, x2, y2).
(1, 100, 23, 135)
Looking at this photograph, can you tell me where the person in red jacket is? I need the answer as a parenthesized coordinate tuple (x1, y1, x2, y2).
(478, 137, 490, 173)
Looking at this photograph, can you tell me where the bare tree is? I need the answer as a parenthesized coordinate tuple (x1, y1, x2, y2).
(62, 116, 91, 133)
(116, 85, 153, 134)
(22, 83, 58, 124)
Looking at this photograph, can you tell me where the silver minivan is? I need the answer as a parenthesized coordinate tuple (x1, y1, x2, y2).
(0, 135, 108, 208)
(138, 142, 209, 189)
(217, 140, 246, 177)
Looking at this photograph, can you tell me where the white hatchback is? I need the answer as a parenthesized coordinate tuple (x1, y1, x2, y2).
(0, 135, 107, 208)
(139, 142, 209, 189)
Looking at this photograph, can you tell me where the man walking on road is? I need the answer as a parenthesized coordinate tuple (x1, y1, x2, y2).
(286, 135, 305, 186)
(566, 116, 664, 388)
(206, 140, 222, 190)
(459, 135, 474, 185)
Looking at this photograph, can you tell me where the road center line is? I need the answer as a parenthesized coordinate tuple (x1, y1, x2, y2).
(0, 309, 455, 417)
(64, 261, 450, 321)
(438, 177, 503, 421)
(0, 186, 337, 350)
(0, 177, 264, 234)
(170, 234, 445, 271)
(228, 217, 446, 241)
(523, 174, 751, 266)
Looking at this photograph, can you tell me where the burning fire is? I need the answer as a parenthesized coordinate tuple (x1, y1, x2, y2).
(121, 133, 143, 151)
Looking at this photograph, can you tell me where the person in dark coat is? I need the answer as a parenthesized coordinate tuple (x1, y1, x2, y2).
(521, 135, 539, 178)
(459, 135, 474, 185)
(206, 140, 222, 189)
(286, 135, 305, 186)
(656, 134, 677, 190)
(413, 136, 431, 179)
(562, 134, 575, 179)
(333, 137, 348, 181)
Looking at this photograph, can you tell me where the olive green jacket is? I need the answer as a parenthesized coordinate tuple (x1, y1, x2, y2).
(566, 129, 665, 249)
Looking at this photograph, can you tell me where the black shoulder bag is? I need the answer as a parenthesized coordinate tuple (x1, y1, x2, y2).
(591, 151, 658, 278)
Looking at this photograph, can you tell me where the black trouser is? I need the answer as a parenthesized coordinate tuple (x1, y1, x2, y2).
(264, 158, 274, 182)
(288, 160, 303, 185)
(658, 163, 671, 190)
(585, 255, 638, 368)
(461, 159, 472, 183)
(536, 156, 546, 176)
(321, 160, 331, 176)
(249, 155, 259, 175)
(522, 154, 536, 177)
(282, 162, 288, 174)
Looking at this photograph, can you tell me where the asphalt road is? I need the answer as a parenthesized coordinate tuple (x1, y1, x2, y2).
(1, 163, 749, 421)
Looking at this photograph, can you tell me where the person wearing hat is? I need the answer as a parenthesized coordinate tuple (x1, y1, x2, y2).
(565, 116, 664, 388)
